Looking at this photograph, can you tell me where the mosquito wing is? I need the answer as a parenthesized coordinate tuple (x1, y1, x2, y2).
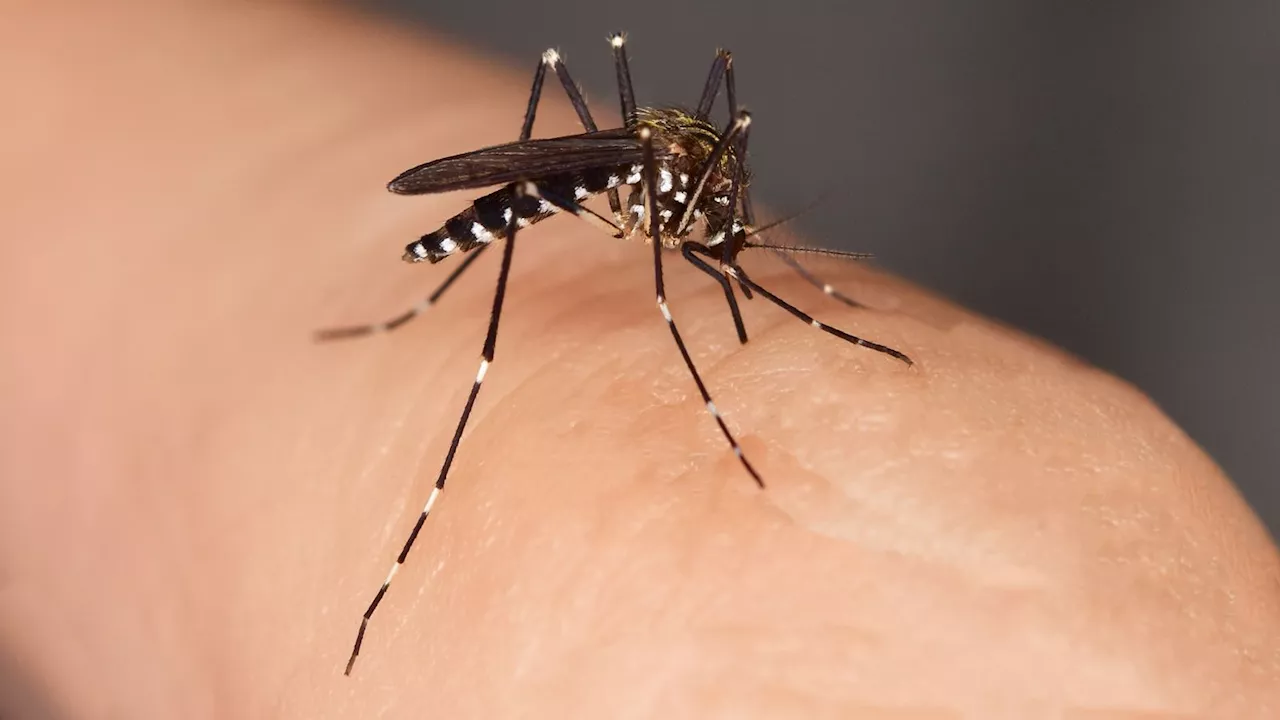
(388, 128, 656, 195)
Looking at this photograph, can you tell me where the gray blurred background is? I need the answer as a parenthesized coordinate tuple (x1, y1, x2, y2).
(368, 1, 1278, 535)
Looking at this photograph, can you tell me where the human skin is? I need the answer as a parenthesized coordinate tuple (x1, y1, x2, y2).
(1, 2, 1278, 718)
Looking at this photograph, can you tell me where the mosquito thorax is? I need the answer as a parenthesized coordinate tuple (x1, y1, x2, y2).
(632, 107, 748, 247)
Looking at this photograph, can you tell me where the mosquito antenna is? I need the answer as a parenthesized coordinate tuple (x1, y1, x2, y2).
(735, 188, 833, 241)
(734, 193, 879, 310)
(742, 242, 875, 261)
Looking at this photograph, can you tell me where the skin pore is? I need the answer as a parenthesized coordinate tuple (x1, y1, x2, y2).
(2, 2, 1278, 718)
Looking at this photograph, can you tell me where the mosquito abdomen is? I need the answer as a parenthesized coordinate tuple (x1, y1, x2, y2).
(402, 188, 539, 264)
(402, 166, 635, 264)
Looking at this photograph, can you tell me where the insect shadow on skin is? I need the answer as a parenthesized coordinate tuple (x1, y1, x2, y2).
(316, 33, 913, 677)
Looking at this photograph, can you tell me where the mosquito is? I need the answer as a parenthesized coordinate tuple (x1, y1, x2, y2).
(319, 33, 913, 676)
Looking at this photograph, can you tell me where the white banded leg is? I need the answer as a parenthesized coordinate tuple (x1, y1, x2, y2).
(710, 49, 759, 305)
(608, 32, 638, 128)
(768, 250, 868, 309)
(639, 126, 764, 488)
(725, 263, 913, 366)
(344, 187, 521, 675)
(316, 247, 490, 340)
(541, 47, 623, 221)
(681, 242, 749, 344)
(341, 50, 570, 674)
(735, 207, 877, 310)
(699, 110, 753, 343)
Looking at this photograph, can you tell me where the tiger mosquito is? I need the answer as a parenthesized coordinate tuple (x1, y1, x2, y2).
(320, 34, 913, 676)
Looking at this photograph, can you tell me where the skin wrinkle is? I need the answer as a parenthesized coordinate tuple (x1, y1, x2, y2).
(3, 2, 1280, 719)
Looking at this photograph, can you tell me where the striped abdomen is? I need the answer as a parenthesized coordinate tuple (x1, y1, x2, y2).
(403, 164, 637, 264)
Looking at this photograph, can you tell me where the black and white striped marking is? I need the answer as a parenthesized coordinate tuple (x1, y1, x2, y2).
(641, 124, 763, 486)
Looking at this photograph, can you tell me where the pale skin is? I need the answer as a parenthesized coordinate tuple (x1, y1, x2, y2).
(1, 2, 1278, 719)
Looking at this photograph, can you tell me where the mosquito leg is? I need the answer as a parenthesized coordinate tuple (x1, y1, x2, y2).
(622, 187, 643, 237)
(516, 53, 549, 140)
(770, 251, 867, 309)
(694, 113, 753, 338)
(681, 242, 748, 344)
(341, 54, 560, 672)
(699, 46, 750, 223)
(688, 241, 865, 313)
(719, 52, 752, 222)
(713, 56, 858, 309)
(316, 246, 491, 340)
(719, 117, 752, 304)
(713, 51, 756, 301)
(640, 125, 763, 488)
(344, 185, 525, 677)
(734, 261, 755, 301)
(694, 49, 731, 122)
(541, 49, 623, 221)
(726, 263, 913, 367)
(607, 34, 663, 256)
(608, 33, 638, 128)
(720, 60, 865, 317)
